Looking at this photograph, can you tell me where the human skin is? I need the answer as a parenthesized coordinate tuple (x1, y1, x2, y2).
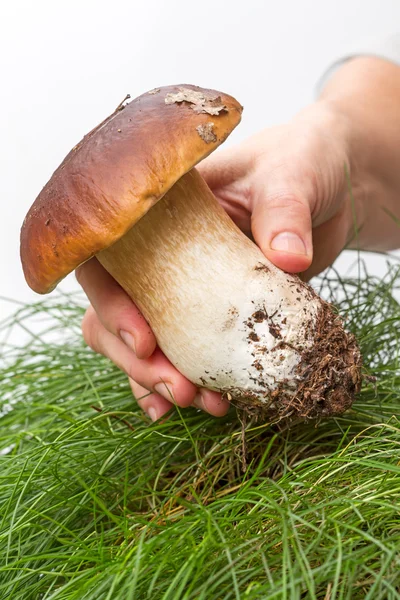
(76, 56, 400, 421)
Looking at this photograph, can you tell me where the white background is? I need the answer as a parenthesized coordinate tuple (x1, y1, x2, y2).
(1, 0, 399, 326)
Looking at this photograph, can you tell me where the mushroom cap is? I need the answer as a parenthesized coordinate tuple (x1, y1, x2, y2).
(20, 85, 243, 293)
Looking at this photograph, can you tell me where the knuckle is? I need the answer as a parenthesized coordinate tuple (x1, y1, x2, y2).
(256, 155, 318, 216)
(267, 190, 309, 212)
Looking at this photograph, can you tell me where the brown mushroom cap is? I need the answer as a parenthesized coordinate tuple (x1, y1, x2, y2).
(20, 85, 243, 294)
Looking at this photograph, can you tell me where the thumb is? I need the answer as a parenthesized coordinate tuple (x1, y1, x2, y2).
(251, 175, 315, 273)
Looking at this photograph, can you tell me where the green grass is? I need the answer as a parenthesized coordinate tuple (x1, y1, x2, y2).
(0, 262, 400, 599)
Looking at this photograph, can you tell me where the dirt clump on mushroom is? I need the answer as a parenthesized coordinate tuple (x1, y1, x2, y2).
(228, 298, 362, 422)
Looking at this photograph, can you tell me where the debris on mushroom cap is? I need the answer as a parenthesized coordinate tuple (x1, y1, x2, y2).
(196, 123, 217, 143)
(165, 87, 228, 115)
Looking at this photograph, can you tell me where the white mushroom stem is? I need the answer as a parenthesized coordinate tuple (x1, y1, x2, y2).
(98, 168, 321, 408)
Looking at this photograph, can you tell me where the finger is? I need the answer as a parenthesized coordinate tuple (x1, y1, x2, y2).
(82, 306, 197, 407)
(130, 378, 230, 420)
(129, 379, 172, 421)
(250, 169, 314, 273)
(76, 258, 156, 359)
(193, 388, 230, 417)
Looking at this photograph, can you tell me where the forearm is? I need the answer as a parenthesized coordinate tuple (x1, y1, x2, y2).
(319, 56, 400, 251)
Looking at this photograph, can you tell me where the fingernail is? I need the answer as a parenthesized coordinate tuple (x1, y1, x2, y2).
(154, 382, 175, 402)
(270, 232, 306, 255)
(120, 330, 136, 353)
(193, 393, 206, 411)
(147, 406, 158, 422)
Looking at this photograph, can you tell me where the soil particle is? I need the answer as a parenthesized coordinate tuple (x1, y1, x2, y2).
(254, 263, 270, 273)
(268, 323, 282, 339)
(252, 309, 267, 323)
(248, 331, 260, 342)
(274, 340, 298, 352)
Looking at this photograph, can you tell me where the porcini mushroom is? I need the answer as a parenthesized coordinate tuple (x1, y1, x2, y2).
(20, 84, 361, 420)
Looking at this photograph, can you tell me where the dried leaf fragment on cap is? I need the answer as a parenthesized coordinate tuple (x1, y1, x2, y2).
(165, 87, 227, 115)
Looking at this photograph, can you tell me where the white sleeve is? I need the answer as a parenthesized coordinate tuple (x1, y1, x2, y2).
(317, 34, 400, 93)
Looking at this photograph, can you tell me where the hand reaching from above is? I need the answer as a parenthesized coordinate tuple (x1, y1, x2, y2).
(77, 57, 400, 421)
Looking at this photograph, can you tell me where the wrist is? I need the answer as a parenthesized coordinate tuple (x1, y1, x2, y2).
(314, 96, 368, 248)
(318, 56, 400, 251)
